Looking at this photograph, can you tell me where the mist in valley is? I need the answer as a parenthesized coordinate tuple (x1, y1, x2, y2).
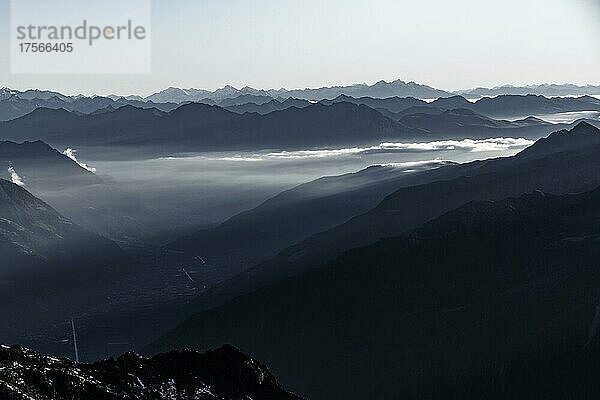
(70, 137, 534, 237)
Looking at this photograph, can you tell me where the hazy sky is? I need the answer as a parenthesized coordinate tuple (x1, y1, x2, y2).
(0, 0, 599, 96)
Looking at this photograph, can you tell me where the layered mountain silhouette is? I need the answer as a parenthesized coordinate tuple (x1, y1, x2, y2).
(4, 81, 600, 400)
(281, 93, 600, 121)
(223, 94, 599, 136)
(4, 85, 599, 123)
(181, 122, 600, 317)
(0, 344, 303, 399)
(0, 90, 178, 121)
(218, 93, 275, 107)
(395, 108, 552, 138)
(14, 81, 594, 106)
(168, 160, 456, 278)
(148, 181, 600, 400)
(459, 83, 600, 97)
(0, 102, 425, 152)
(0, 140, 101, 190)
(224, 97, 312, 114)
(145, 80, 453, 103)
(2, 96, 587, 154)
(319, 94, 428, 113)
(327, 94, 600, 119)
(0, 140, 158, 242)
(0, 179, 137, 345)
(471, 94, 600, 118)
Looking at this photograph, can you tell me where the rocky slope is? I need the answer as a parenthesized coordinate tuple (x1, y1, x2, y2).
(0, 344, 303, 400)
(0, 178, 139, 353)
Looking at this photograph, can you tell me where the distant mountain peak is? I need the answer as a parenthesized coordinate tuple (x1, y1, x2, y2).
(459, 83, 600, 98)
(144, 79, 454, 103)
(333, 94, 355, 101)
(170, 101, 228, 114)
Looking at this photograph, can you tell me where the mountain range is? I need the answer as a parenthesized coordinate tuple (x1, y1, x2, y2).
(168, 160, 456, 279)
(458, 83, 600, 98)
(0, 172, 213, 363)
(0, 88, 179, 121)
(168, 122, 600, 313)
(144, 80, 454, 103)
(3, 83, 600, 121)
(0, 140, 159, 243)
(148, 138, 600, 399)
(322, 94, 600, 119)
(0, 178, 138, 348)
(3, 81, 600, 399)
(2, 94, 596, 155)
(0, 102, 424, 152)
(139, 82, 600, 103)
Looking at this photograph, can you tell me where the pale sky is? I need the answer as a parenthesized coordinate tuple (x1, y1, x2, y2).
(0, 0, 599, 96)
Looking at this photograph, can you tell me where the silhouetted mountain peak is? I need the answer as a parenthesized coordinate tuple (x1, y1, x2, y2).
(570, 120, 600, 134)
(90, 105, 117, 115)
(517, 121, 600, 159)
(171, 102, 230, 115)
(23, 106, 73, 119)
(430, 95, 473, 109)
(333, 94, 355, 101)
(110, 104, 156, 115)
(0, 139, 58, 160)
(0, 344, 303, 400)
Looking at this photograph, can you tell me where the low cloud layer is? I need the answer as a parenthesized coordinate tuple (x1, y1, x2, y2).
(63, 148, 97, 173)
(198, 137, 534, 162)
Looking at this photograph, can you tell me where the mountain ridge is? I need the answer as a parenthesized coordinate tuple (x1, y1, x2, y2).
(176, 122, 600, 319)
(0, 101, 426, 151)
(0, 343, 303, 400)
(147, 183, 600, 399)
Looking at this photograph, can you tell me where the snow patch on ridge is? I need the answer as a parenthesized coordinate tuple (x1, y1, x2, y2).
(63, 148, 97, 173)
(7, 164, 25, 187)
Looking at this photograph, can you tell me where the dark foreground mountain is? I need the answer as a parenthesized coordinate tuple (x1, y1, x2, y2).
(168, 160, 455, 277)
(148, 185, 600, 400)
(181, 122, 600, 313)
(0, 179, 138, 349)
(0, 344, 303, 400)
